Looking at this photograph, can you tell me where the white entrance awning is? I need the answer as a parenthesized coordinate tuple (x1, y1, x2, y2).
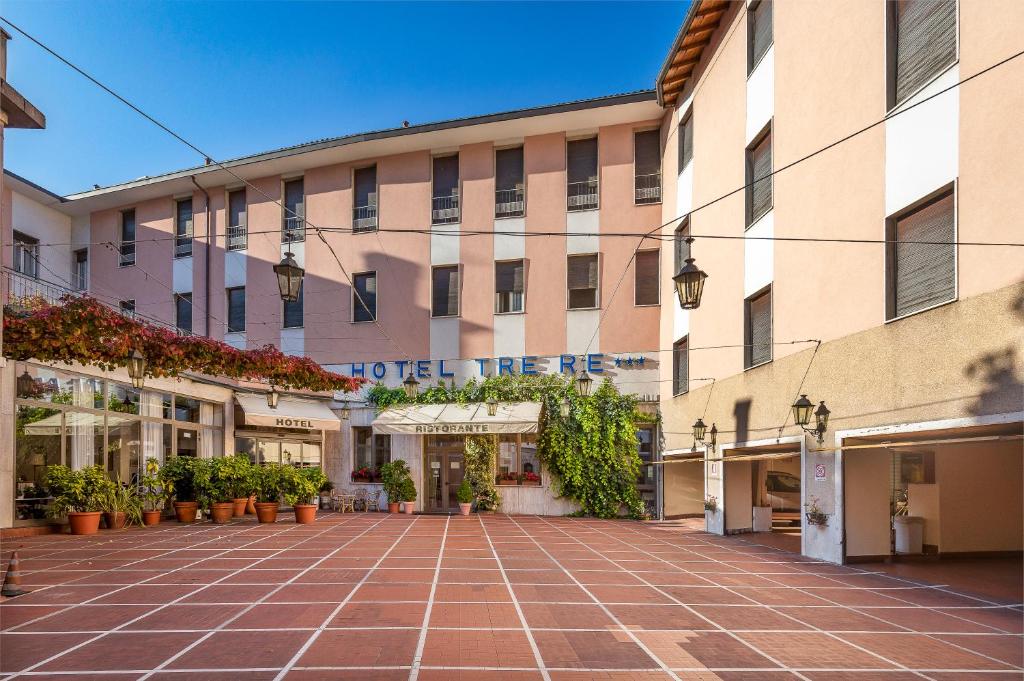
(235, 393, 341, 431)
(372, 401, 542, 435)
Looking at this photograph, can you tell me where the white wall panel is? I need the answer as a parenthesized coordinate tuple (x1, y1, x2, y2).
(744, 211, 774, 297)
(746, 46, 775, 144)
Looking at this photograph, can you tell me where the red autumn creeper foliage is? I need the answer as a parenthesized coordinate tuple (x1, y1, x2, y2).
(4, 296, 364, 393)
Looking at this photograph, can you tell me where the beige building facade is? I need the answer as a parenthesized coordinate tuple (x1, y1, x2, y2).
(656, 0, 1023, 562)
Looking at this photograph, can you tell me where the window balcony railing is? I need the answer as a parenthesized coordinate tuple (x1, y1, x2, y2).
(283, 216, 306, 243)
(119, 242, 136, 267)
(634, 172, 662, 204)
(174, 237, 193, 258)
(567, 180, 599, 212)
(3, 267, 81, 308)
(226, 224, 247, 251)
(495, 188, 525, 219)
(353, 205, 378, 233)
(432, 194, 460, 225)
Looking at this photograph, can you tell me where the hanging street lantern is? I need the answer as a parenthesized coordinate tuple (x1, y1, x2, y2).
(791, 394, 814, 427)
(692, 418, 707, 444)
(485, 396, 498, 417)
(559, 397, 571, 419)
(813, 401, 831, 443)
(16, 370, 35, 397)
(267, 386, 280, 409)
(339, 402, 351, 420)
(708, 423, 718, 450)
(792, 394, 831, 444)
(575, 369, 594, 397)
(403, 372, 420, 400)
(127, 348, 147, 389)
(672, 237, 708, 310)
(273, 252, 304, 303)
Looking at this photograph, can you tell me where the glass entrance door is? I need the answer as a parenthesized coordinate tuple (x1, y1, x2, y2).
(425, 436, 465, 513)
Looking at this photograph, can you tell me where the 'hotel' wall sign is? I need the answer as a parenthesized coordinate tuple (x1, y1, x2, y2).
(347, 353, 626, 381)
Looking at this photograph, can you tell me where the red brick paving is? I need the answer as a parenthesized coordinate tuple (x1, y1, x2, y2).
(0, 512, 1020, 680)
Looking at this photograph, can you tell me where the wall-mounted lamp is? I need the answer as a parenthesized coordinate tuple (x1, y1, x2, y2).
(485, 396, 498, 416)
(267, 386, 280, 409)
(792, 394, 830, 444)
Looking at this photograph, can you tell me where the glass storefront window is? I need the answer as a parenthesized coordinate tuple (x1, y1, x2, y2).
(176, 428, 199, 456)
(175, 396, 201, 423)
(108, 384, 141, 415)
(15, 405, 61, 520)
(63, 412, 104, 470)
(521, 435, 540, 477)
(259, 441, 281, 464)
(107, 417, 141, 484)
(637, 427, 655, 486)
(498, 435, 516, 475)
(494, 434, 541, 484)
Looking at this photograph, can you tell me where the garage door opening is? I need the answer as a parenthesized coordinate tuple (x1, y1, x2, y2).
(720, 446, 802, 552)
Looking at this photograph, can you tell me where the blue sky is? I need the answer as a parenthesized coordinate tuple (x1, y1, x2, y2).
(2, 1, 687, 196)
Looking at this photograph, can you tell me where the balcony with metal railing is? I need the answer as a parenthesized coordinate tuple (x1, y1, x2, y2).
(226, 224, 247, 251)
(119, 242, 136, 267)
(283, 216, 306, 243)
(353, 205, 378, 233)
(3, 267, 81, 309)
(567, 180, 599, 212)
(432, 193, 460, 225)
(174, 236, 193, 258)
(634, 172, 662, 205)
(495, 188, 525, 219)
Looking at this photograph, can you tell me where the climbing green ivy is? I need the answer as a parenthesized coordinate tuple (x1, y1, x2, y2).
(367, 373, 647, 519)
(463, 435, 501, 512)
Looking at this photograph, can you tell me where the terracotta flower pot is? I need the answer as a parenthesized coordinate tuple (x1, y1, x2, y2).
(246, 495, 257, 514)
(403, 502, 415, 515)
(210, 502, 235, 524)
(293, 504, 317, 524)
(142, 510, 162, 526)
(173, 501, 199, 523)
(231, 498, 248, 517)
(68, 511, 102, 535)
(458, 503, 472, 516)
(103, 511, 127, 529)
(387, 502, 400, 514)
(254, 502, 279, 524)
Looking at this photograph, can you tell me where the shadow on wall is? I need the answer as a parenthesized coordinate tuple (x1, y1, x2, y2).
(963, 288, 1024, 418)
(733, 398, 751, 446)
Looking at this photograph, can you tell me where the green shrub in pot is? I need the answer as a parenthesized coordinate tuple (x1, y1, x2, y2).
(159, 456, 212, 522)
(43, 465, 115, 534)
(100, 481, 143, 528)
(379, 460, 412, 508)
(281, 467, 327, 524)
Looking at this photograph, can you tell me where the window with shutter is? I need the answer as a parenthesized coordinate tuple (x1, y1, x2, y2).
(353, 165, 379, 233)
(748, 0, 773, 73)
(634, 130, 661, 204)
(634, 250, 660, 306)
(175, 199, 193, 258)
(432, 265, 460, 317)
(673, 337, 689, 395)
(674, 220, 691, 274)
(567, 254, 599, 309)
(432, 156, 460, 224)
(678, 111, 693, 172)
(228, 190, 247, 250)
(227, 287, 245, 333)
(745, 287, 772, 369)
(567, 138, 599, 211)
(495, 259, 525, 313)
(746, 129, 772, 226)
(283, 178, 305, 242)
(283, 286, 303, 329)
(353, 271, 377, 322)
(887, 190, 955, 319)
(891, 0, 957, 107)
(175, 293, 193, 334)
(495, 147, 525, 218)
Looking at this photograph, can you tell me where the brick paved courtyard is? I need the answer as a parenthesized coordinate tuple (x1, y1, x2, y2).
(1, 512, 1021, 680)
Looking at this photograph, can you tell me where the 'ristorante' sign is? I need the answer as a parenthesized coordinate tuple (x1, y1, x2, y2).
(413, 423, 492, 433)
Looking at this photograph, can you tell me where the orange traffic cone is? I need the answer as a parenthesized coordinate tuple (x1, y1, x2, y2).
(1, 551, 29, 598)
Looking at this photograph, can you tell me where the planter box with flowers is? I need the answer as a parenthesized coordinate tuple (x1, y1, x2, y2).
(351, 467, 375, 484)
(520, 472, 541, 486)
(495, 471, 520, 486)
(804, 495, 829, 527)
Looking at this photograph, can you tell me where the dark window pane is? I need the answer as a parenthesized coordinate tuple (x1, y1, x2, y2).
(228, 190, 247, 250)
(679, 112, 693, 170)
(890, 191, 955, 318)
(283, 179, 305, 242)
(634, 250, 659, 305)
(495, 260, 525, 313)
(175, 199, 193, 258)
(749, 0, 773, 71)
(432, 266, 460, 317)
(894, 0, 957, 105)
(673, 337, 688, 395)
(747, 131, 772, 224)
(634, 130, 661, 204)
(567, 137, 599, 211)
(495, 147, 525, 218)
(227, 287, 245, 333)
(745, 288, 772, 368)
(283, 287, 303, 329)
(354, 272, 377, 322)
(567, 254, 599, 309)
(175, 293, 192, 334)
(674, 221, 691, 274)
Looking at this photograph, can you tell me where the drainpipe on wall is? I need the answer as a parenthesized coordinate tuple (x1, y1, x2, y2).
(190, 176, 211, 338)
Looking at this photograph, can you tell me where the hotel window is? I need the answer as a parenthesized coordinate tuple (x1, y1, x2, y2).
(353, 427, 390, 479)
(283, 287, 303, 329)
(672, 337, 688, 395)
(634, 249, 660, 306)
(175, 293, 193, 334)
(227, 287, 245, 333)
(353, 165, 378, 233)
(678, 110, 693, 171)
(634, 129, 661, 204)
(886, 188, 955, 320)
(744, 286, 772, 369)
(353, 271, 377, 322)
(495, 259, 525, 313)
(283, 178, 305, 243)
(73, 249, 88, 291)
(495, 147, 525, 218)
(227, 189, 247, 251)
(119, 209, 136, 267)
(174, 198, 193, 258)
(12, 231, 39, 279)
(748, 0, 773, 73)
(119, 299, 136, 317)
(674, 219, 690, 274)
(888, 0, 957, 108)
(431, 265, 460, 318)
(567, 137, 599, 211)
(496, 434, 541, 484)
(432, 155, 460, 225)
(746, 126, 772, 226)
(567, 253, 599, 310)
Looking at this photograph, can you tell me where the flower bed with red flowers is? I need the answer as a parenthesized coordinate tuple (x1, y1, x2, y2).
(4, 296, 364, 393)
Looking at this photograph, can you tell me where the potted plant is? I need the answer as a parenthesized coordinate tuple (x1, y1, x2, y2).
(139, 458, 168, 526)
(455, 478, 473, 516)
(401, 476, 417, 515)
(253, 463, 285, 523)
(318, 479, 334, 508)
(44, 465, 114, 535)
(496, 471, 520, 486)
(284, 467, 327, 524)
(520, 471, 541, 486)
(101, 481, 142, 529)
(380, 460, 411, 514)
(805, 495, 829, 526)
(160, 456, 210, 523)
(209, 454, 253, 522)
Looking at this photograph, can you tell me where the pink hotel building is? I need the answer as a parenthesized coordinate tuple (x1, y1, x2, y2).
(3, 0, 1023, 566)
